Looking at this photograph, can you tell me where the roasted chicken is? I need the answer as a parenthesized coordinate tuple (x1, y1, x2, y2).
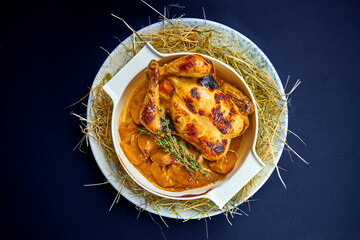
(140, 55, 254, 161)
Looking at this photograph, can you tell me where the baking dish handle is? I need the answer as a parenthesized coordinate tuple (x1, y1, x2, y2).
(102, 43, 162, 104)
(205, 150, 265, 209)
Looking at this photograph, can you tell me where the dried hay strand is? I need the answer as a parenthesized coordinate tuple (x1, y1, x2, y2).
(77, 19, 299, 220)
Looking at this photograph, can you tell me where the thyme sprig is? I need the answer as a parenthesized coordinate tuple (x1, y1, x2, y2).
(139, 113, 209, 181)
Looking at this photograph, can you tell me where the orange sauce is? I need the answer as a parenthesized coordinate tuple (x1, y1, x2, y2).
(118, 73, 246, 192)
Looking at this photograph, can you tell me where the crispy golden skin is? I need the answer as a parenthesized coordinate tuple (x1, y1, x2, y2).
(140, 55, 253, 161)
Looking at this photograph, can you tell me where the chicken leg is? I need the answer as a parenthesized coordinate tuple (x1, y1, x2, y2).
(139, 60, 162, 134)
(159, 54, 215, 78)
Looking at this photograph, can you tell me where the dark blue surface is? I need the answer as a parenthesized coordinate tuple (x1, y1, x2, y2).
(1, 0, 359, 239)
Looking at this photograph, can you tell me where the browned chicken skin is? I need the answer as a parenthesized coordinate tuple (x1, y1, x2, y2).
(139, 60, 162, 134)
(140, 54, 253, 161)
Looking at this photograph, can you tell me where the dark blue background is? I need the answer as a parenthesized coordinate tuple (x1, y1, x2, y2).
(1, 0, 359, 239)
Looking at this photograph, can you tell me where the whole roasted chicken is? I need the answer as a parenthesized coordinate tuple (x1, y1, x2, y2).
(140, 55, 254, 161)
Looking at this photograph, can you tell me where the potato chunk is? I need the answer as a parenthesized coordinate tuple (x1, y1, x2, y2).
(208, 151, 237, 174)
(118, 119, 138, 139)
(150, 148, 175, 166)
(120, 133, 146, 166)
(137, 132, 159, 158)
(150, 162, 175, 188)
(167, 163, 192, 187)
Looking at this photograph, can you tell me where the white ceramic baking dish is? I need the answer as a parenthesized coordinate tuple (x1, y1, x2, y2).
(103, 43, 265, 209)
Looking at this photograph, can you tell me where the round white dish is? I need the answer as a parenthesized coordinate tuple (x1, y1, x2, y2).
(87, 18, 287, 219)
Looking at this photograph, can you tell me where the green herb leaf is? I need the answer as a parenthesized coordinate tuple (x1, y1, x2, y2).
(138, 127, 151, 135)
(148, 117, 210, 181)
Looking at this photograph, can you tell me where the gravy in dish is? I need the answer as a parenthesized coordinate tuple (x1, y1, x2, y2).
(118, 55, 253, 191)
